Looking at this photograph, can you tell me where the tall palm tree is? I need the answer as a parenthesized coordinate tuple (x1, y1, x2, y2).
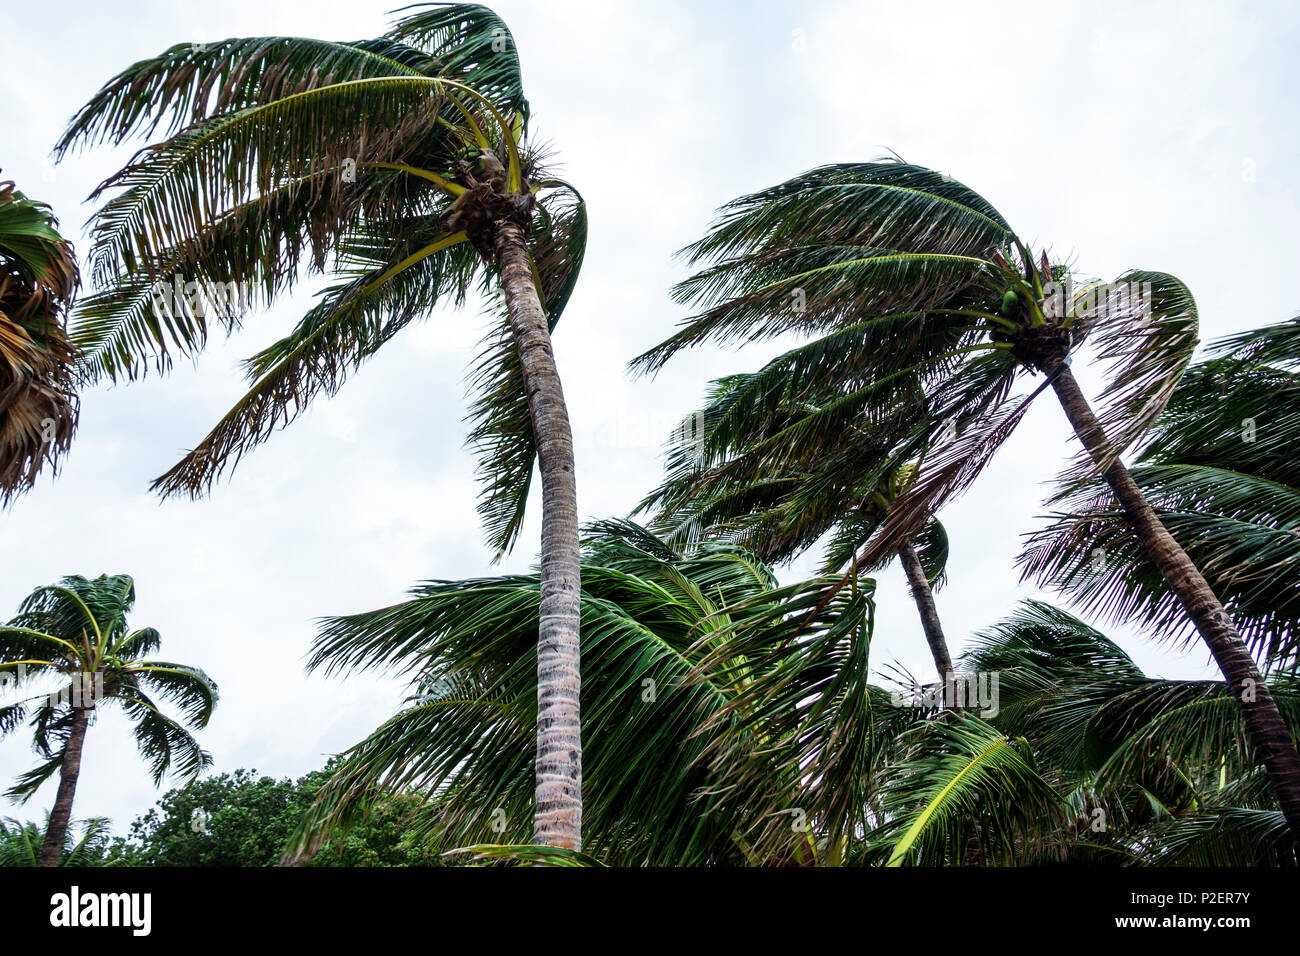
(288, 520, 881, 866)
(0, 573, 216, 866)
(640, 373, 957, 683)
(55, 4, 587, 848)
(1022, 316, 1300, 667)
(633, 159, 1300, 839)
(0, 175, 78, 504)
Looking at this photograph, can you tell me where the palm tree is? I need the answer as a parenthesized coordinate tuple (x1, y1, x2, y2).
(0, 813, 114, 866)
(0, 573, 216, 866)
(288, 520, 881, 866)
(632, 159, 1300, 840)
(0, 175, 78, 504)
(55, 4, 587, 848)
(1022, 316, 1300, 667)
(639, 373, 957, 683)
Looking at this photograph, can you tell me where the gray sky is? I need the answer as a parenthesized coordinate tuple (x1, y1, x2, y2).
(2, 0, 1297, 834)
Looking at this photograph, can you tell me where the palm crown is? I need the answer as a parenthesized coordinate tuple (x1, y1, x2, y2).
(635, 160, 1194, 567)
(0, 573, 216, 797)
(0, 176, 79, 504)
(57, 3, 585, 553)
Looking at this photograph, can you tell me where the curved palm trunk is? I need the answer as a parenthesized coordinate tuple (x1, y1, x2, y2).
(896, 539, 956, 686)
(39, 706, 90, 866)
(492, 220, 582, 850)
(1049, 362, 1300, 840)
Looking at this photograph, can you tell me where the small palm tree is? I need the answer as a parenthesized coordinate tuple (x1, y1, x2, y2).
(288, 521, 881, 866)
(634, 159, 1300, 840)
(0, 813, 114, 866)
(0, 573, 216, 866)
(0, 174, 78, 504)
(57, 4, 587, 848)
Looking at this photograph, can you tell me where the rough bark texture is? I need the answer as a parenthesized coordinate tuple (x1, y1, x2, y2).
(493, 219, 583, 850)
(1049, 361, 1300, 841)
(896, 538, 956, 686)
(39, 705, 90, 866)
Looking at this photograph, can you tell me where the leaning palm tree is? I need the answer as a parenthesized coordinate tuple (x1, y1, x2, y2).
(288, 520, 881, 866)
(55, 4, 586, 848)
(633, 159, 1300, 839)
(1022, 316, 1300, 668)
(0, 175, 78, 504)
(640, 373, 957, 683)
(0, 573, 216, 866)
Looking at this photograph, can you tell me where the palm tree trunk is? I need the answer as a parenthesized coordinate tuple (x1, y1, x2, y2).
(492, 219, 582, 850)
(896, 539, 956, 685)
(1049, 361, 1300, 840)
(39, 706, 90, 866)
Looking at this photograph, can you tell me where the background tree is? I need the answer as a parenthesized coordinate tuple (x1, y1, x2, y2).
(56, 3, 587, 850)
(120, 765, 440, 866)
(0, 573, 216, 865)
(0, 174, 78, 504)
(633, 159, 1300, 839)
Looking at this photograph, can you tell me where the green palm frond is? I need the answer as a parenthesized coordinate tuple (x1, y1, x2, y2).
(1205, 314, 1300, 369)
(0, 177, 79, 504)
(1058, 270, 1198, 484)
(878, 714, 1069, 866)
(446, 842, 606, 866)
(118, 685, 213, 785)
(385, 3, 529, 119)
(1146, 808, 1296, 866)
(149, 225, 478, 498)
(289, 522, 877, 866)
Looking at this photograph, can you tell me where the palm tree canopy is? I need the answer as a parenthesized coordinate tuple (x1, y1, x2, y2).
(0, 573, 217, 798)
(633, 160, 1198, 573)
(290, 520, 880, 865)
(0, 175, 79, 504)
(58, 3, 586, 554)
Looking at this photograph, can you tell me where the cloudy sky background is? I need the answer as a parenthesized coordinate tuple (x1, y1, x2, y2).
(2, 0, 1297, 833)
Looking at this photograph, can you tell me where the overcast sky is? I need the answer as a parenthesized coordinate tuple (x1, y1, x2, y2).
(2, 0, 1297, 834)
